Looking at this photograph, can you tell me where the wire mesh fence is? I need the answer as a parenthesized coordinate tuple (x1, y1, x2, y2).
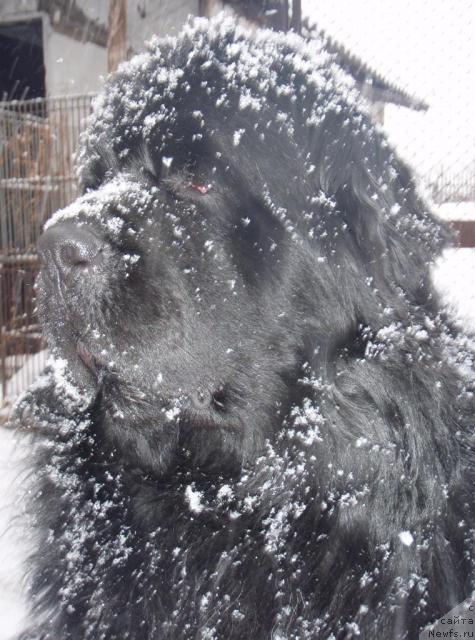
(428, 171, 475, 205)
(0, 94, 93, 415)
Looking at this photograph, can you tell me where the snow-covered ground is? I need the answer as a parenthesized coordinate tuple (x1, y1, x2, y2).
(434, 201, 475, 222)
(0, 429, 29, 638)
(431, 204, 475, 332)
(0, 352, 48, 423)
(433, 249, 475, 332)
(0, 249, 474, 639)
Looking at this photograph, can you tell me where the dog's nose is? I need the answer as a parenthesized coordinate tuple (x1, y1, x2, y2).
(38, 223, 104, 275)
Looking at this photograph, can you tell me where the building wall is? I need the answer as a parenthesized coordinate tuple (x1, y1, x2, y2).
(43, 24, 107, 96)
(0, 0, 37, 19)
(0, 4, 107, 98)
(0, 0, 214, 98)
(127, 0, 199, 54)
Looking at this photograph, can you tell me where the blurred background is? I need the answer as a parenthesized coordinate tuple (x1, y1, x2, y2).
(0, 0, 474, 417)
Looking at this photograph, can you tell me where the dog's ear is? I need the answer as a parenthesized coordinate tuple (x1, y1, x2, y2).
(306, 109, 452, 307)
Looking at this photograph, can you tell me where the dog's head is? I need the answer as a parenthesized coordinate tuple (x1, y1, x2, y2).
(36, 19, 449, 480)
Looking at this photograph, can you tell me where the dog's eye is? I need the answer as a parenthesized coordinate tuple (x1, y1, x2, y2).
(190, 183, 211, 194)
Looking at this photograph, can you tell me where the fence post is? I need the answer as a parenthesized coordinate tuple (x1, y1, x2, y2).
(108, 0, 127, 73)
(290, 0, 301, 33)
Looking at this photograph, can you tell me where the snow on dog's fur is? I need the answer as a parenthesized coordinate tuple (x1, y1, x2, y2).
(14, 17, 475, 640)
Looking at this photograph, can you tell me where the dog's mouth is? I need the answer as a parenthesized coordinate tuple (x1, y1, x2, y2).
(76, 340, 105, 378)
(77, 340, 94, 369)
(73, 339, 247, 478)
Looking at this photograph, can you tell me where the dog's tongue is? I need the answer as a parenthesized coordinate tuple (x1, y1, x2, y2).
(77, 341, 96, 372)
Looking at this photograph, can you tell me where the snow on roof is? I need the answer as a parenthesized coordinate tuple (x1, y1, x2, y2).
(215, 2, 427, 111)
(302, 18, 428, 112)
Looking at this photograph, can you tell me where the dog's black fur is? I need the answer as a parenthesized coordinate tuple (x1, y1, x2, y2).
(15, 19, 475, 640)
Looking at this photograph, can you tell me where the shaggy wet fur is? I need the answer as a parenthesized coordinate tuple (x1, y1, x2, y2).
(15, 20, 475, 640)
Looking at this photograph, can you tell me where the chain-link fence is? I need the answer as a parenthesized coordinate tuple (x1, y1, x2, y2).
(0, 95, 92, 414)
(428, 171, 475, 205)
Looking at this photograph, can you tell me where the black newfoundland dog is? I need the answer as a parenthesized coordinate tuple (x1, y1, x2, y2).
(14, 17, 475, 640)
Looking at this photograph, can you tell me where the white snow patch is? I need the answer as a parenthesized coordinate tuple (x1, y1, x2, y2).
(432, 248, 475, 332)
(233, 129, 245, 146)
(0, 428, 29, 638)
(434, 202, 475, 222)
(398, 531, 414, 546)
(164, 405, 181, 421)
(217, 484, 233, 501)
(185, 485, 204, 514)
(105, 216, 124, 238)
(45, 176, 155, 232)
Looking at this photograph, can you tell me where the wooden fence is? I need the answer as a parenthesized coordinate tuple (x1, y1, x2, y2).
(0, 95, 92, 412)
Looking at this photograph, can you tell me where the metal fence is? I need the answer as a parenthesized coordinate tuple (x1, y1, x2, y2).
(428, 171, 475, 205)
(0, 94, 93, 416)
